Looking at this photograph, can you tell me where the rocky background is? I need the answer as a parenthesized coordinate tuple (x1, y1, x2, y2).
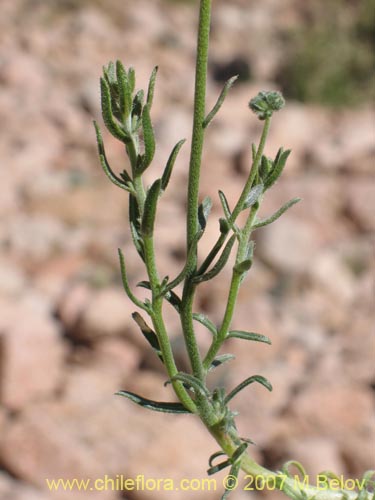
(0, 0, 374, 499)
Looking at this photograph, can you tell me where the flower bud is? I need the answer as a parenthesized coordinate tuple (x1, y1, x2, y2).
(249, 91, 285, 120)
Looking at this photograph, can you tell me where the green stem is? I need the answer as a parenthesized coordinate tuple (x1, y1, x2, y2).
(198, 117, 271, 275)
(180, 0, 211, 384)
(203, 119, 271, 370)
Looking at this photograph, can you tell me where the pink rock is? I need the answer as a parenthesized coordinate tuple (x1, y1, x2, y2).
(0, 299, 66, 410)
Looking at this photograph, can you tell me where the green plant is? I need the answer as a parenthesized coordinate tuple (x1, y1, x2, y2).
(94, 1, 374, 499)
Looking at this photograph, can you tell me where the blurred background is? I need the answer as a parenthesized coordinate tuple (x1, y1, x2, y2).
(0, 0, 374, 499)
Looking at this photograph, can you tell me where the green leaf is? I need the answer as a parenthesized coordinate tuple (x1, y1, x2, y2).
(264, 148, 291, 190)
(161, 139, 186, 191)
(198, 196, 212, 232)
(137, 281, 182, 312)
(100, 77, 129, 142)
(209, 451, 227, 468)
(129, 195, 144, 260)
(167, 373, 210, 398)
(138, 104, 155, 173)
(132, 312, 163, 363)
(117, 249, 147, 310)
(253, 198, 301, 229)
(207, 458, 232, 476)
(116, 390, 191, 414)
(132, 90, 144, 119)
(243, 183, 263, 210)
(227, 330, 271, 345)
(103, 61, 116, 85)
(93, 121, 132, 191)
(127, 67, 136, 93)
(141, 179, 161, 237)
(208, 354, 235, 372)
(203, 75, 238, 128)
(259, 155, 272, 180)
(116, 60, 132, 122)
(147, 66, 158, 109)
(192, 313, 217, 337)
(219, 217, 230, 234)
(193, 234, 236, 283)
(165, 230, 202, 291)
(233, 258, 252, 275)
(224, 375, 272, 404)
(218, 190, 232, 221)
(231, 442, 248, 462)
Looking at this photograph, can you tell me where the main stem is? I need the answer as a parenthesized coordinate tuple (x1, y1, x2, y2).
(180, 0, 211, 385)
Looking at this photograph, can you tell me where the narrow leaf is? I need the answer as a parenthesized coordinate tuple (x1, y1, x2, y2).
(147, 66, 158, 109)
(203, 75, 238, 128)
(198, 196, 212, 232)
(137, 281, 182, 312)
(259, 155, 272, 180)
(208, 354, 235, 372)
(139, 104, 155, 172)
(127, 67, 136, 93)
(141, 179, 161, 237)
(253, 198, 301, 229)
(103, 61, 116, 85)
(264, 148, 291, 190)
(132, 90, 144, 119)
(132, 312, 163, 363)
(243, 183, 263, 210)
(231, 442, 248, 463)
(100, 77, 128, 142)
(118, 249, 147, 310)
(129, 195, 144, 260)
(161, 139, 186, 190)
(224, 375, 272, 404)
(93, 121, 132, 191)
(168, 373, 210, 398)
(218, 190, 232, 220)
(165, 230, 202, 291)
(227, 330, 271, 345)
(116, 390, 191, 414)
(116, 60, 132, 121)
(222, 461, 241, 500)
(207, 459, 232, 476)
(209, 451, 227, 468)
(192, 313, 217, 337)
(193, 234, 236, 283)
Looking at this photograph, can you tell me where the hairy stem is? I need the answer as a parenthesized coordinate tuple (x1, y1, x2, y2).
(180, 0, 212, 385)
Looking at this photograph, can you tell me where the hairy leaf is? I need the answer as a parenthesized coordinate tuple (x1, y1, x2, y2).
(161, 139, 186, 190)
(243, 183, 263, 210)
(203, 75, 238, 128)
(167, 373, 210, 398)
(218, 190, 232, 221)
(227, 330, 271, 345)
(100, 77, 128, 142)
(141, 179, 161, 237)
(192, 313, 217, 337)
(139, 104, 156, 172)
(132, 312, 163, 363)
(93, 121, 132, 191)
(116, 60, 132, 122)
(264, 148, 291, 190)
(208, 354, 235, 372)
(224, 375, 272, 404)
(146, 66, 158, 109)
(253, 198, 301, 229)
(198, 196, 212, 232)
(193, 234, 236, 283)
(116, 390, 191, 413)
